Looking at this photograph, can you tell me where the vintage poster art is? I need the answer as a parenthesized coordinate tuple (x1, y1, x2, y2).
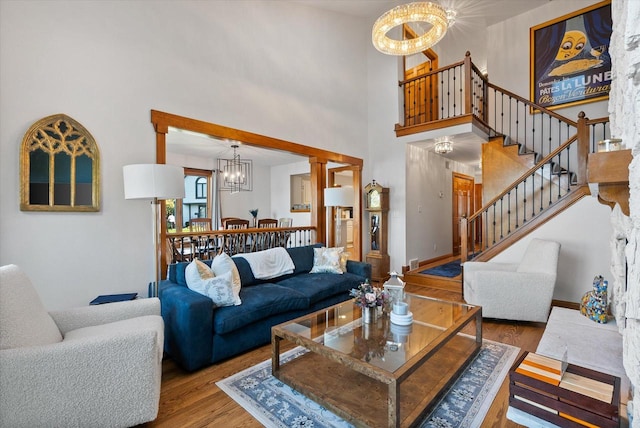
(530, 0, 612, 111)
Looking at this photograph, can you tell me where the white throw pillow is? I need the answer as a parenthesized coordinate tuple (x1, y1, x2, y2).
(310, 247, 345, 274)
(211, 253, 242, 305)
(185, 259, 237, 307)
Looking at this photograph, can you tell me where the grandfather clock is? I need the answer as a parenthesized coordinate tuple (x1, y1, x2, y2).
(364, 181, 390, 283)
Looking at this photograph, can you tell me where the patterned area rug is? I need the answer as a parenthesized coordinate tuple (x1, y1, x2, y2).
(419, 259, 462, 278)
(217, 340, 519, 428)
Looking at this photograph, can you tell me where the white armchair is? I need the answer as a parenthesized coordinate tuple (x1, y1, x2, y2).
(462, 239, 561, 322)
(0, 264, 164, 428)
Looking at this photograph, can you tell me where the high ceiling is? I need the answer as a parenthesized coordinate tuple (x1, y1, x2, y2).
(168, 0, 554, 167)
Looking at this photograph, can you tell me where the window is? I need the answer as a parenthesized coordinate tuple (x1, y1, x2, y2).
(166, 168, 212, 232)
(195, 176, 207, 199)
(20, 114, 100, 211)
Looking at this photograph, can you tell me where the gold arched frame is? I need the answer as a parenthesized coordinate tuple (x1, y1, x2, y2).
(20, 114, 100, 211)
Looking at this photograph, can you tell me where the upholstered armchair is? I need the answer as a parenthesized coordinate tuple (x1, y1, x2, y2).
(462, 239, 561, 322)
(0, 264, 164, 427)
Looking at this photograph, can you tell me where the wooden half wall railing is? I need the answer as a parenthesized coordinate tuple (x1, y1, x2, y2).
(166, 226, 317, 263)
(396, 52, 613, 262)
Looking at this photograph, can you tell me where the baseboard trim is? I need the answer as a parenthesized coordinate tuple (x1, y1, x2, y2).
(551, 300, 579, 310)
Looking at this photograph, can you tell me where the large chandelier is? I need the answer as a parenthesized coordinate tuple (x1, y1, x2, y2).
(372, 2, 454, 55)
(218, 144, 253, 193)
(434, 136, 453, 154)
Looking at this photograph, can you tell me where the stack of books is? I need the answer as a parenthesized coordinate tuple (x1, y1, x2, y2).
(509, 351, 620, 428)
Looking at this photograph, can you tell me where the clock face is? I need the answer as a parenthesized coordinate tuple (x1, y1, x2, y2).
(369, 189, 381, 209)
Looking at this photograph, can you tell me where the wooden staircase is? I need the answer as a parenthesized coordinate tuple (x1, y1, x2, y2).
(398, 53, 614, 290)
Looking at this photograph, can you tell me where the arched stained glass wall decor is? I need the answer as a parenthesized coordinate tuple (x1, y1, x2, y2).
(20, 114, 100, 211)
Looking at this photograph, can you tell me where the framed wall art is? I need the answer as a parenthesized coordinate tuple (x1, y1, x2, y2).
(530, 0, 612, 112)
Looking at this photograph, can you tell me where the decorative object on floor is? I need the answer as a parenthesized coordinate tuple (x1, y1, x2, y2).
(217, 340, 519, 428)
(372, 2, 456, 55)
(21, 114, 101, 212)
(434, 135, 454, 154)
(419, 259, 461, 277)
(123, 163, 185, 297)
(383, 271, 405, 304)
(349, 279, 389, 322)
(218, 143, 252, 193)
(580, 275, 609, 323)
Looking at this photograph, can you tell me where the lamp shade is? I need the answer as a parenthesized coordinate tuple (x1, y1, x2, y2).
(123, 164, 185, 200)
(324, 186, 354, 207)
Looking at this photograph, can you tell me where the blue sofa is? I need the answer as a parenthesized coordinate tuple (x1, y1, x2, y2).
(159, 244, 371, 371)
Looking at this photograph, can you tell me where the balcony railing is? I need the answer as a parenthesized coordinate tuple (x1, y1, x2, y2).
(166, 226, 317, 263)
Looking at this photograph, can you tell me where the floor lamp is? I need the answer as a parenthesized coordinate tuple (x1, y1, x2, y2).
(123, 164, 185, 297)
(324, 186, 354, 247)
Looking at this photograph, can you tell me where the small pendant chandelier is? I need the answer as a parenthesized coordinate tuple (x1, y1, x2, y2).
(434, 136, 453, 154)
(218, 144, 253, 193)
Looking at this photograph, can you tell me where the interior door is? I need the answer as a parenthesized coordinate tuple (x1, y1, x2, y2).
(452, 172, 474, 256)
(404, 62, 438, 125)
(403, 25, 439, 126)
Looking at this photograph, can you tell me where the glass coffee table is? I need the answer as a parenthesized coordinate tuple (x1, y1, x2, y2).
(271, 293, 482, 428)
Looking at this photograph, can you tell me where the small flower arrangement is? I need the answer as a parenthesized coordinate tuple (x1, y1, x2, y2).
(350, 280, 389, 308)
(249, 208, 259, 219)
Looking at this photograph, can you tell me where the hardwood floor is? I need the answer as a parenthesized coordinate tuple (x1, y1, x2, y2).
(144, 283, 545, 427)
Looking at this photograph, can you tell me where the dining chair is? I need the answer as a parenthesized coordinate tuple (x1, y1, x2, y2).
(257, 218, 278, 228)
(278, 217, 293, 227)
(277, 218, 293, 247)
(190, 218, 212, 232)
(256, 219, 278, 250)
(224, 219, 250, 254)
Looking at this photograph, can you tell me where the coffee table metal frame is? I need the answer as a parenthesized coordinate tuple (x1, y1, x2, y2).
(271, 293, 482, 428)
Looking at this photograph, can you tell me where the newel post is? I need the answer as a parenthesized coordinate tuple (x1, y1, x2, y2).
(460, 217, 469, 263)
(576, 111, 589, 185)
(464, 51, 472, 116)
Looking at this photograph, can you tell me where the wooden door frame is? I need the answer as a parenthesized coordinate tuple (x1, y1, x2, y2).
(327, 165, 362, 261)
(151, 110, 364, 275)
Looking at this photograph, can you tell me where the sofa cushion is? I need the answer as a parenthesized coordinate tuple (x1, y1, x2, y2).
(310, 246, 344, 274)
(213, 284, 309, 334)
(0, 264, 63, 350)
(211, 253, 242, 305)
(286, 243, 322, 274)
(276, 272, 363, 305)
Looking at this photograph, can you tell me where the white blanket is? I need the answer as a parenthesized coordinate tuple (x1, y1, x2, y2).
(236, 247, 295, 280)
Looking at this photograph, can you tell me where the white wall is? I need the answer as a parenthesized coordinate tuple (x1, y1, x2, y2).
(0, 0, 369, 310)
(490, 197, 612, 302)
(270, 161, 312, 227)
(405, 144, 476, 263)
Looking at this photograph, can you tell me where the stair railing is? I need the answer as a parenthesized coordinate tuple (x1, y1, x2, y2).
(397, 52, 612, 262)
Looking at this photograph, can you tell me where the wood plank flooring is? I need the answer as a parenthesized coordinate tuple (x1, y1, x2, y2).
(143, 281, 545, 427)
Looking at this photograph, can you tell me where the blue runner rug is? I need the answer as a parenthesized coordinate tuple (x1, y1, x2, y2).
(217, 340, 519, 428)
(419, 259, 462, 277)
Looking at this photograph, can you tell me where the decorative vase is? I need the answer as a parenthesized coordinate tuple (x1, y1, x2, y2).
(362, 306, 378, 324)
